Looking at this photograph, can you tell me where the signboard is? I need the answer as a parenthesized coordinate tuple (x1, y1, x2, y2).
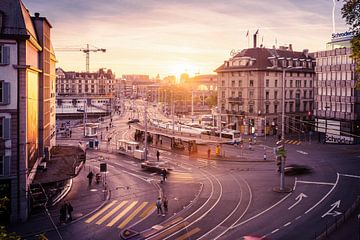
(331, 31, 355, 42)
(326, 133, 354, 144)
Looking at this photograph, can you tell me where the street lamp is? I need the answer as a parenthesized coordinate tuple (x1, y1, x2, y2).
(268, 65, 302, 192)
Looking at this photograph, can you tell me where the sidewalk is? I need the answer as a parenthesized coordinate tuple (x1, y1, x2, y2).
(8, 165, 109, 239)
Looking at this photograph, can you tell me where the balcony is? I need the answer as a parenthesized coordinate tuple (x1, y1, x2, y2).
(228, 97, 243, 104)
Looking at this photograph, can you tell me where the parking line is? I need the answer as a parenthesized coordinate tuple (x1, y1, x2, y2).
(85, 200, 117, 223)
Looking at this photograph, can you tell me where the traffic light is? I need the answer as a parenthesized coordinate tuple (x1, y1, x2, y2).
(275, 140, 286, 157)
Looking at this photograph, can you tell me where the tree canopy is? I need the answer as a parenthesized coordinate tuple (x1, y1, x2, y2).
(341, 0, 360, 74)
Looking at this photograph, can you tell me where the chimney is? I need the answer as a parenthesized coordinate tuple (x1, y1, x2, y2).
(253, 34, 257, 48)
(34, 12, 40, 18)
(289, 44, 293, 51)
(303, 49, 309, 58)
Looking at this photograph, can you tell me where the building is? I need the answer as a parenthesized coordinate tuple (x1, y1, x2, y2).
(0, 0, 56, 222)
(216, 45, 315, 136)
(314, 31, 360, 144)
(56, 68, 116, 96)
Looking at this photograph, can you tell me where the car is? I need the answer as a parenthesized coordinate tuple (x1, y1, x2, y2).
(284, 164, 312, 176)
(141, 161, 171, 173)
(127, 119, 140, 124)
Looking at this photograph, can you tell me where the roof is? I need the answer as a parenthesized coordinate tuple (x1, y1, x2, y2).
(215, 47, 315, 72)
(0, 0, 37, 40)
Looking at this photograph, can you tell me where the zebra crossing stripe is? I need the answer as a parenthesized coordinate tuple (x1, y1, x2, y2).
(106, 201, 138, 227)
(85, 200, 117, 223)
(118, 202, 148, 229)
(175, 227, 201, 240)
(140, 202, 156, 218)
(151, 221, 190, 240)
(96, 201, 128, 225)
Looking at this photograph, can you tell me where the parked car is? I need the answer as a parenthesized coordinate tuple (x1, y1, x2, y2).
(284, 164, 312, 176)
(127, 119, 140, 124)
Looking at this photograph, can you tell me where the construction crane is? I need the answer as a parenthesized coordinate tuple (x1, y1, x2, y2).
(56, 44, 106, 72)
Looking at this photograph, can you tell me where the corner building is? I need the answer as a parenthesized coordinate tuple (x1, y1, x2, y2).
(216, 46, 315, 136)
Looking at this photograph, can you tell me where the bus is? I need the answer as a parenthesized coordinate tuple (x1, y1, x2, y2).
(216, 130, 242, 144)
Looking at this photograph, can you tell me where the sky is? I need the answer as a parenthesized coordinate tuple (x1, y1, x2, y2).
(23, 0, 349, 78)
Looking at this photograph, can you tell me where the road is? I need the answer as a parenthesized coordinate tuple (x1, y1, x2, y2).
(48, 101, 360, 240)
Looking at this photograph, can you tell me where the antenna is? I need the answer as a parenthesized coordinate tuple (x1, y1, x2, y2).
(332, 0, 336, 33)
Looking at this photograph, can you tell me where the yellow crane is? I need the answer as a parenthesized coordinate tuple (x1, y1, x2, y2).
(56, 44, 106, 72)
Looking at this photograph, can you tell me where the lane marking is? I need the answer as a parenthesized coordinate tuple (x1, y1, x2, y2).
(296, 180, 335, 186)
(288, 193, 308, 210)
(118, 202, 148, 229)
(96, 201, 128, 225)
(271, 228, 280, 234)
(175, 227, 201, 240)
(85, 200, 117, 223)
(283, 221, 291, 227)
(305, 173, 339, 214)
(295, 216, 301, 220)
(339, 173, 360, 179)
(106, 201, 138, 227)
(296, 150, 308, 155)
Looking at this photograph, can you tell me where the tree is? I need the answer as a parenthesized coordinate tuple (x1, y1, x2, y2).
(341, 0, 360, 74)
(205, 94, 218, 107)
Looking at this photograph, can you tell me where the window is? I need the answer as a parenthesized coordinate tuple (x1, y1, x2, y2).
(0, 81, 10, 105)
(290, 90, 293, 99)
(275, 80, 278, 87)
(266, 79, 269, 87)
(222, 80, 225, 86)
(304, 101, 308, 111)
(231, 91, 235, 97)
(249, 105, 254, 113)
(266, 72, 269, 76)
(309, 90, 312, 98)
(249, 91, 254, 99)
(304, 90, 307, 98)
(0, 118, 10, 140)
(304, 80, 307, 88)
(0, 45, 10, 64)
(250, 80, 254, 87)
(265, 105, 269, 114)
(290, 80, 293, 88)
(238, 80, 242, 87)
(296, 80, 301, 88)
(265, 91, 269, 100)
(290, 102, 294, 112)
(231, 81, 235, 87)
(274, 91, 278, 100)
(274, 105, 278, 113)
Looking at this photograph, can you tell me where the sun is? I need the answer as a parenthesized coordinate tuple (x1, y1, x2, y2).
(170, 63, 197, 81)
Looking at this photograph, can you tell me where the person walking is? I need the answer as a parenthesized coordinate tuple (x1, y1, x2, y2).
(156, 197, 163, 215)
(59, 204, 66, 225)
(161, 169, 167, 183)
(163, 196, 168, 214)
(87, 170, 94, 186)
(207, 147, 211, 159)
(156, 150, 160, 162)
(66, 201, 73, 222)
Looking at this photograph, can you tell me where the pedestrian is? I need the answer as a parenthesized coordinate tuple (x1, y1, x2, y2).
(161, 169, 167, 182)
(66, 201, 73, 221)
(163, 196, 168, 214)
(156, 197, 163, 215)
(263, 152, 267, 161)
(69, 129, 72, 138)
(207, 147, 211, 159)
(59, 204, 66, 224)
(87, 170, 94, 186)
(156, 150, 160, 162)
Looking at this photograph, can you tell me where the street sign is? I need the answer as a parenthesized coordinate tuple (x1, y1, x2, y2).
(100, 163, 107, 172)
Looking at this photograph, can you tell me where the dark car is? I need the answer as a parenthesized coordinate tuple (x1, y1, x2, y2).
(284, 164, 312, 176)
(140, 161, 171, 174)
(127, 118, 140, 124)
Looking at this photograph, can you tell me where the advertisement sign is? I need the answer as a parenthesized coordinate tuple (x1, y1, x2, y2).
(326, 133, 354, 144)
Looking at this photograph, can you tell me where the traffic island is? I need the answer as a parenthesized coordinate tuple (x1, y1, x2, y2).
(120, 229, 140, 240)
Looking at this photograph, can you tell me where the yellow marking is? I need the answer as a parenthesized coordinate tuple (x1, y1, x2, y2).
(118, 202, 148, 229)
(150, 222, 189, 240)
(85, 200, 117, 223)
(296, 141, 301, 145)
(176, 227, 201, 240)
(163, 217, 183, 228)
(96, 201, 128, 225)
(106, 201, 138, 227)
(140, 202, 156, 218)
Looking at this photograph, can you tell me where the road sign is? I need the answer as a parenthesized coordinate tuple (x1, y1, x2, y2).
(100, 163, 107, 172)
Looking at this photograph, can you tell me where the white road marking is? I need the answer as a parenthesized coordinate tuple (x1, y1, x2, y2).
(321, 200, 342, 218)
(305, 173, 339, 214)
(295, 216, 302, 220)
(296, 150, 308, 155)
(288, 193, 308, 210)
(339, 173, 360, 179)
(283, 221, 292, 227)
(296, 180, 335, 186)
(271, 228, 280, 234)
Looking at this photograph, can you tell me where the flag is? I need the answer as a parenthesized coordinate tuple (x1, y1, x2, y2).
(246, 30, 249, 37)
(255, 29, 259, 35)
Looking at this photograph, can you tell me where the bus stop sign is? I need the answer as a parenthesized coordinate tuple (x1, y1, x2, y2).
(100, 163, 107, 172)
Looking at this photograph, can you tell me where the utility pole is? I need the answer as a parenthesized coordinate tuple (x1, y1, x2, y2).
(191, 89, 194, 122)
(144, 98, 148, 161)
(280, 68, 286, 191)
(83, 96, 87, 137)
(172, 90, 175, 134)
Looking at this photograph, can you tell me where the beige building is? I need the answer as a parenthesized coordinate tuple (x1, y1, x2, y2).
(216, 46, 315, 136)
(0, 0, 56, 222)
(56, 68, 116, 96)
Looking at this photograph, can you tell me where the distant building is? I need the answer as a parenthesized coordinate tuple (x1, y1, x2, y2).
(0, 0, 56, 222)
(313, 31, 360, 144)
(216, 46, 315, 136)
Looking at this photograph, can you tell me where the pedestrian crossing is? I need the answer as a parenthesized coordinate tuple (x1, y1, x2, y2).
(196, 159, 216, 168)
(285, 139, 301, 145)
(168, 171, 193, 182)
(85, 200, 155, 229)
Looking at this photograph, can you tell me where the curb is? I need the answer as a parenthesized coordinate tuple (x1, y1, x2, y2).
(50, 178, 73, 207)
